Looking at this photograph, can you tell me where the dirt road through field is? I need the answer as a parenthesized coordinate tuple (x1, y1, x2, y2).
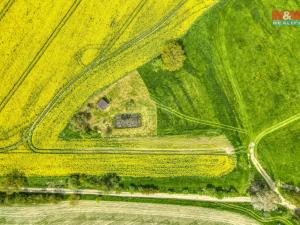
(249, 113, 300, 211)
(21, 187, 251, 203)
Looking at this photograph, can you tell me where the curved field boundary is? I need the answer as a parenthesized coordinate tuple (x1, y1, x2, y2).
(0, 140, 22, 152)
(207, 0, 298, 214)
(211, 0, 298, 212)
(153, 98, 247, 133)
(0, 0, 188, 152)
(218, 203, 294, 225)
(0, 0, 82, 113)
(26, 0, 193, 153)
(0, 0, 15, 22)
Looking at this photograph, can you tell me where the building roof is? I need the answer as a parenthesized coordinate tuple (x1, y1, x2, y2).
(97, 97, 110, 110)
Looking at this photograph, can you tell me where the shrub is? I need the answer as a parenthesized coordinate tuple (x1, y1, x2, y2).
(69, 111, 92, 132)
(0, 170, 28, 195)
(101, 173, 121, 191)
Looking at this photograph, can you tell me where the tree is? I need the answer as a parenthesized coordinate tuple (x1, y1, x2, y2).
(161, 41, 186, 71)
(295, 208, 300, 219)
(249, 178, 268, 195)
(104, 125, 112, 137)
(101, 173, 121, 191)
(68, 174, 81, 189)
(69, 111, 93, 132)
(68, 173, 88, 189)
(0, 170, 28, 195)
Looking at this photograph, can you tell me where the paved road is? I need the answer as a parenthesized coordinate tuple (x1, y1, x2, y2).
(20, 187, 252, 203)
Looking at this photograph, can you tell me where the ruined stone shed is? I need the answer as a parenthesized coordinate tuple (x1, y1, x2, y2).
(114, 113, 142, 129)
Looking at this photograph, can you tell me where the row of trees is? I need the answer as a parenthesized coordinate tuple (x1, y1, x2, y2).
(0, 169, 27, 195)
(68, 173, 121, 191)
(1, 170, 297, 218)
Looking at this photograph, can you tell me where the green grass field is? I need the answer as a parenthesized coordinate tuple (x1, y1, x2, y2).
(138, 0, 300, 197)
(182, 0, 300, 137)
(257, 120, 300, 193)
(139, 58, 226, 136)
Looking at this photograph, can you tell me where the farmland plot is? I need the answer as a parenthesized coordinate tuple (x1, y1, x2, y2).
(0, 0, 75, 146)
(0, 0, 216, 148)
(0, 201, 260, 225)
(0, 0, 144, 147)
(26, 0, 219, 152)
(0, 151, 234, 177)
(0, 0, 235, 179)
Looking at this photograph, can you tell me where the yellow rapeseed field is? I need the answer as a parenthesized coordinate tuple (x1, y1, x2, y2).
(0, 0, 234, 178)
(0, 0, 142, 147)
(0, 151, 234, 177)
(0, 0, 73, 100)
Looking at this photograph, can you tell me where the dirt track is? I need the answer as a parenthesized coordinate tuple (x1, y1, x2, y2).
(21, 187, 252, 203)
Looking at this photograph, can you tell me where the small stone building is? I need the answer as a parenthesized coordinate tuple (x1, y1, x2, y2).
(114, 113, 142, 128)
(97, 97, 110, 111)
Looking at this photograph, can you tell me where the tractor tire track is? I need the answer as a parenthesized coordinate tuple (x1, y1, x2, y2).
(214, 0, 252, 136)
(218, 203, 294, 225)
(0, 0, 15, 22)
(153, 98, 247, 133)
(0, 0, 145, 150)
(0, 140, 22, 152)
(26, 0, 188, 153)
(0, 0, 82, 113)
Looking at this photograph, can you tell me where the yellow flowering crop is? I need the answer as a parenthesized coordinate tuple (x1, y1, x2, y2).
(0, 0, 232, 178)
(0, 151, 234, 177)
